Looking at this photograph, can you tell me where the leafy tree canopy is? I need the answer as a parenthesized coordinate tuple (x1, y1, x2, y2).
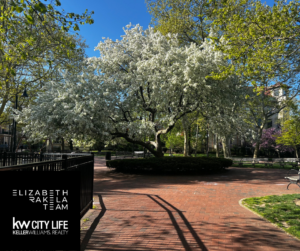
(0, 0, 93, 120)
(208, 0, 300, 93)
(16, 24, 240, 158)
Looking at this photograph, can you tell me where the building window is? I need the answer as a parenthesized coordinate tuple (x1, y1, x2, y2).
(274, 89, 279, 96)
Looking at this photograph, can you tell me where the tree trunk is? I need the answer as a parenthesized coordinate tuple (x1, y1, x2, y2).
(182, 114, 190, 157)
(227, 137, 231, 157)
(216, 135, 219, 158)
(61, 137, 64, 152)
(49, 138, 53, 152)
(206, 124, 209, 157)
(154, 133, 164, 158)
(188, 128, 192, 155)
(111, 131, 166, 158)
(183, 129, 190, 156)
(276, 150, 280, 158)
(39, 140, 47, 153)
(69, 140, 73, 151)
(46, 138, 53, 152)
(221, 136, 230, 158)
(295, 148, 299, 158)
(15, 137, 23, 153)
(28, 142, 32, 153)
(194, 123, 199, 157)
(221, 137, 227, 158)
(253, 128, 263, 159)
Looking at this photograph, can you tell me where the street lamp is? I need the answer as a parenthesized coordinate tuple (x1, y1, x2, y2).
(12, 88, 28, 153)
(9, 123, 13, 152)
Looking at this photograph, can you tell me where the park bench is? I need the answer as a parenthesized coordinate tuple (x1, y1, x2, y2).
(290, 159, 299, 169)
(238, 158, 244, 166)
(278, 159, 286, 168)
(134, 151, 145, 158)
(236, 158, 260, 167)
(264, 160, 273, 167)
(115, 151, 133, 159)
(133, 151, 154, 158)
(252, 159, 259, 167)
(285, 169, 300, 190)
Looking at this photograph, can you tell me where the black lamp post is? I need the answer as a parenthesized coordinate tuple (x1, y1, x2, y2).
(9, 123, 13, 152)
(12, 88, 28, 153)
(143, 135, 146, 158)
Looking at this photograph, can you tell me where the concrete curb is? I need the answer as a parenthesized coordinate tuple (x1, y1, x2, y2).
(80, 196, 98, 229)
(239, 198, 300, 241)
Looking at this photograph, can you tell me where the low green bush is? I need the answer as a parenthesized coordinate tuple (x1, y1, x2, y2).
(106, 156, 232, 173)
(199, 156, 233, 168)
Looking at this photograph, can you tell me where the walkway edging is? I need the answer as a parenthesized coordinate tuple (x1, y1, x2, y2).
(239, 198, 300, 241)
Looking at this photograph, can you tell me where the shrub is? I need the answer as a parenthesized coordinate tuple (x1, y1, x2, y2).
(106, 157, 232, 173)
(198, 156, 232, 168)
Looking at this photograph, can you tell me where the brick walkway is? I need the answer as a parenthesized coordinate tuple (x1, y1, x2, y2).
(80, 157, 300, 251)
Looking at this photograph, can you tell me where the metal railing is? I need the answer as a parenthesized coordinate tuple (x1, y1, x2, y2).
(0, 152, 41, 166)
(0, 153, 94, 219)
(0, 152, 93, 166)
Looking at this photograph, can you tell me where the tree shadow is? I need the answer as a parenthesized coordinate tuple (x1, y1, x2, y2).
(80, 157, 300, 250)
(80, 192, 208, 251)
(80, 191, 300, 250)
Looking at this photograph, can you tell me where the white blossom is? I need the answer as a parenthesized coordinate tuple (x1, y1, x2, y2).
(16, 24, 243, 156)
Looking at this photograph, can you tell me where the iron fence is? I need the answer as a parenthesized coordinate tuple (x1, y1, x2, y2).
(0, 154, 94, 219)
(0, 152, 41, 166)
(0, 152, 93, 167)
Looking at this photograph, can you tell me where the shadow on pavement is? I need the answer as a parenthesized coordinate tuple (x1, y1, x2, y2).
(81, 192, 209, 251)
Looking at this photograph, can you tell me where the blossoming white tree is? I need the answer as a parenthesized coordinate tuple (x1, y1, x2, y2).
(16, 24, 240, 157)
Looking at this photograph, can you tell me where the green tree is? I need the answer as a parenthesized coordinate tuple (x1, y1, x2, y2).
(209, 0, 300, 91)
(147, 0, 253, 158)
(146, 0, 217, 45)
(206, 0, 300, 158)
(146, 0, 254, 46)
(242, 83, 294, 158)
(161, 111, 207, 156)
(276, 116, 300, 158)
(190, 114, 207, 156)
(0, 0, 93, 118)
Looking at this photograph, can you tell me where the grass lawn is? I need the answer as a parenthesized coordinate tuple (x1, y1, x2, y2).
(164, 153, 223, 157)
(242, 194, 300, 240)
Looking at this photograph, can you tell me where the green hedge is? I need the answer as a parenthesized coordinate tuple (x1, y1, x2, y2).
(199, 156, 233, 168)
(106, 157, 232, 173)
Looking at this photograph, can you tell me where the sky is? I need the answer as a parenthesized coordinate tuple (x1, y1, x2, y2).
(62, 0, 276, 58)
(62, 0, 153, 58)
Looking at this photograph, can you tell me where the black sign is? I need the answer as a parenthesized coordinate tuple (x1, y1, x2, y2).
(0, 172, 80, 250)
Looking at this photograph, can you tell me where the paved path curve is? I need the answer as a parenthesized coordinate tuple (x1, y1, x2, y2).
(80, 157, 300, 251)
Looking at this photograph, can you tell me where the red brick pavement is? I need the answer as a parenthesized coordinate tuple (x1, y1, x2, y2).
(80, 157, 300, 251)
